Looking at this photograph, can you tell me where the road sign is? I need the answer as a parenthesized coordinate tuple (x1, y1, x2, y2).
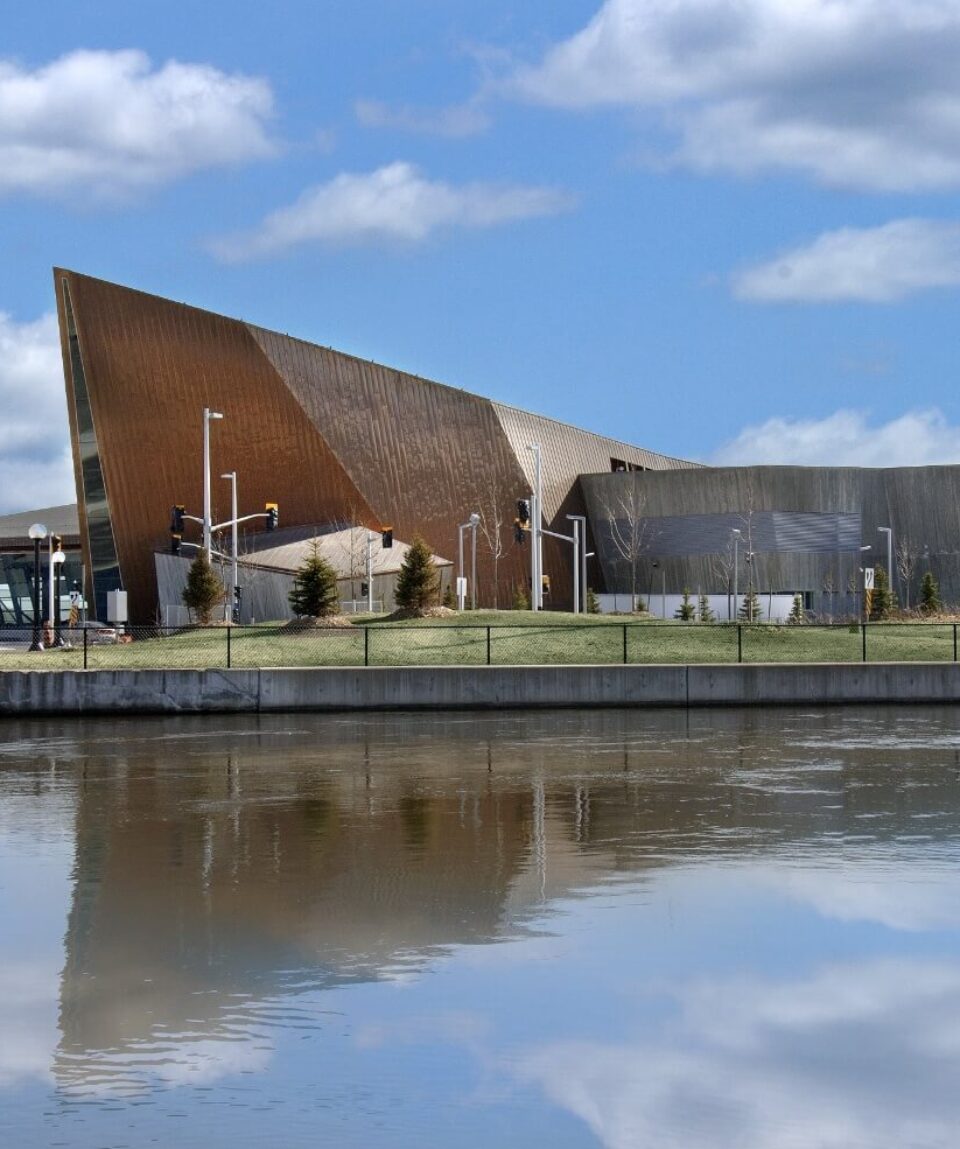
(864, 567, 875, 590)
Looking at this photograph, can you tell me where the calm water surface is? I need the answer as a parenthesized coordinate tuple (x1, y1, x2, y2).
(2, 706, 960, 1148)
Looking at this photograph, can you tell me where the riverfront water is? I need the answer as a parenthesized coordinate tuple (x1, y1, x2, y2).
(3, 707, 960, 1148)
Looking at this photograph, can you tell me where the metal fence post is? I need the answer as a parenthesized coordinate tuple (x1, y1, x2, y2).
(737, 624, 742, 664)
(227, 625, 231, 669)
(623, 624, 628, 665)
(83, 625, 88, 670)
(364, 626, 370, 667)
(862, 623, 867, 663)
(486, 626, 491, 665)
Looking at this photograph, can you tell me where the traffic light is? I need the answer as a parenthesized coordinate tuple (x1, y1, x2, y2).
(52, 534, 62, 552)
(265, 502, 279, 530)
(542, 575, 551, 596)
(170, 533, 182, 555)
(360, 581, 369, 596)
(381, 527, 393, 548)
(170, 504, 185, 532)
(514, 518, 526, 544)
(516, 499, 530, 527)
(232, 585, 242, 624)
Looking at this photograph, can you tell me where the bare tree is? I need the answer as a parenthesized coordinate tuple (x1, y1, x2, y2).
(709, 544, 735, 621)
(896, 535, 920, 610)
(600, 484, 651, 610)
(822, 568, 837, 621)
(477, 482, 505, 609)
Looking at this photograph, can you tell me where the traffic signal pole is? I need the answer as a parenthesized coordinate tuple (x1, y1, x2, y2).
(528, 443, 542, 610)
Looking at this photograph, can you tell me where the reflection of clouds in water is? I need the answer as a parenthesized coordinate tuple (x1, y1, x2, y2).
(769, 866, 960, 932)
(0, 962, 60, 1087)
(56, 1031, 273, 1098)
(520, 960, 960, 1149)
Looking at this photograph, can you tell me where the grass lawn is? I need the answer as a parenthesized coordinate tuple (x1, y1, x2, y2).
(0, 614, 956, 670)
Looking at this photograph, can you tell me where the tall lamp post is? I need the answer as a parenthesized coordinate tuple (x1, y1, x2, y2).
(528, 444, 543, 610)
(52, 546, 66, 647)
(221, 471, 239, 622)
(203, 407, 224, 560)
(878, 526, 893, 597)
(457, 512, 480, 611)
(27, 523, 47, 651)
(731, 528, 742, 622)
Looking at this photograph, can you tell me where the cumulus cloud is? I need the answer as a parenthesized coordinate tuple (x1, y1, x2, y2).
(711, 409, 960, 468)
(210, 161, 574, 260)
(520, 960, 960, 1149)
(355, 98, 491, 138)
(0, 49, 274, 199)
(0, 311, 74, 514)
(734, 219, 960, 303)
(511, 0, 960, 191)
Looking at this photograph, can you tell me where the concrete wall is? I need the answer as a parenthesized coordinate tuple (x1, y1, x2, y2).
(3, 663, 960, 716)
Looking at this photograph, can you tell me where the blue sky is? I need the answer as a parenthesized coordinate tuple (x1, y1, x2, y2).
(4, 0, 960, 512)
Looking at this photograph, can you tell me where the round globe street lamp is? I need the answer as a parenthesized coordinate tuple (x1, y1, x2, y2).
(27, 523, 48, 651)
(52, 547, 66, 647)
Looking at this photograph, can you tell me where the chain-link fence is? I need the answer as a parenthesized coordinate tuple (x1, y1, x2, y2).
(2, 621, 960, 671)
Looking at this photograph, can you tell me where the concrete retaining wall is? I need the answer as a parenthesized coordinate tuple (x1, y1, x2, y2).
(2, 663, 960, 716)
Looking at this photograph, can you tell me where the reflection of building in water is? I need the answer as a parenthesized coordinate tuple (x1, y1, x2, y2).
(51, 708, 960, 1092)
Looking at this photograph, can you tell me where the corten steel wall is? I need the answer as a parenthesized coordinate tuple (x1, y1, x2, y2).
(56, 269, 693, 620)
(583, 465, 960, 610)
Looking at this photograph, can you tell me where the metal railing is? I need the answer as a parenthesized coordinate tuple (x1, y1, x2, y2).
(1, 621, 959, 671)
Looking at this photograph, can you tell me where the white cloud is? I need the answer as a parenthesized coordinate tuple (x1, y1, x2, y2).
(711, 409, 960, 468)
(355, 98, 490, 138)
(734, 219, 960, 303)
(0, 49, 274, 199)
(511, 0, 960, 191)
(0, 311, 74, 514)
(210, 161, 575, 261)
(520, 959, 960, 1149)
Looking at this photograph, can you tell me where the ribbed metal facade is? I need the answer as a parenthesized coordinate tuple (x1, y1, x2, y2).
(55, 269, 693, 620)
(583, 466, 960, 612)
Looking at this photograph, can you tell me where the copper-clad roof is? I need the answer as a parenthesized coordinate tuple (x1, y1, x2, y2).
(55, 268, 696, 619)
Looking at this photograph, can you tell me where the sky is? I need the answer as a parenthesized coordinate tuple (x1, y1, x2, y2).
(4, 0, 960, 513)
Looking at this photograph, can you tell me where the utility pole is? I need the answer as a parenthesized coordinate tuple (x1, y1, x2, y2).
(220, 472, 238, 622)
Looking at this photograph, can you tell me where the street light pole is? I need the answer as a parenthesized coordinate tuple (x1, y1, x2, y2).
(221, 472, 238, 622)
(28, 523, 47, 651)
(567, 514, 587, 613)
(528, 444, 542, 610)
(366, 531, 375, 612)
(732, 529, 741, 622)
(52, 547, 65, 646)
(470, 512, 480, 611)
(203, 407, 224, 560)
(878, 526, 893, 596)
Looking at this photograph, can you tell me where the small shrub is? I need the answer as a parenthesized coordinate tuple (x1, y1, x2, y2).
(289, 541, 340, 618)
(182, 551, 225, 625)
(674, 588, 696, 621)
(395, 535, 440, 614)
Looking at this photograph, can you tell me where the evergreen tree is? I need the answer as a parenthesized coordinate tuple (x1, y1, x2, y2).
(513, 585, 530, 610)
(869, 565, 896, 620)
(288, 541, 340, 618)
(738, 586, 763, 622)
(788, 593, 805, 624)
(586, 586, 600, 614)
(674, 588, 696, 621)
(442, 584, 456, 609)
(920, 570, 942, 616)
(394, 535, 440, 613)
(697, 593, 714, 623)
(182, 551, 225, 625)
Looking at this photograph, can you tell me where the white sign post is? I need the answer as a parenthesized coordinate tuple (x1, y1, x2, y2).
(864, 567, 875, 590)
(456, 576, 468, 611)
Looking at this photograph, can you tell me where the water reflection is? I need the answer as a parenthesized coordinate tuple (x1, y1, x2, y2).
(2, 707, 960, 1145)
